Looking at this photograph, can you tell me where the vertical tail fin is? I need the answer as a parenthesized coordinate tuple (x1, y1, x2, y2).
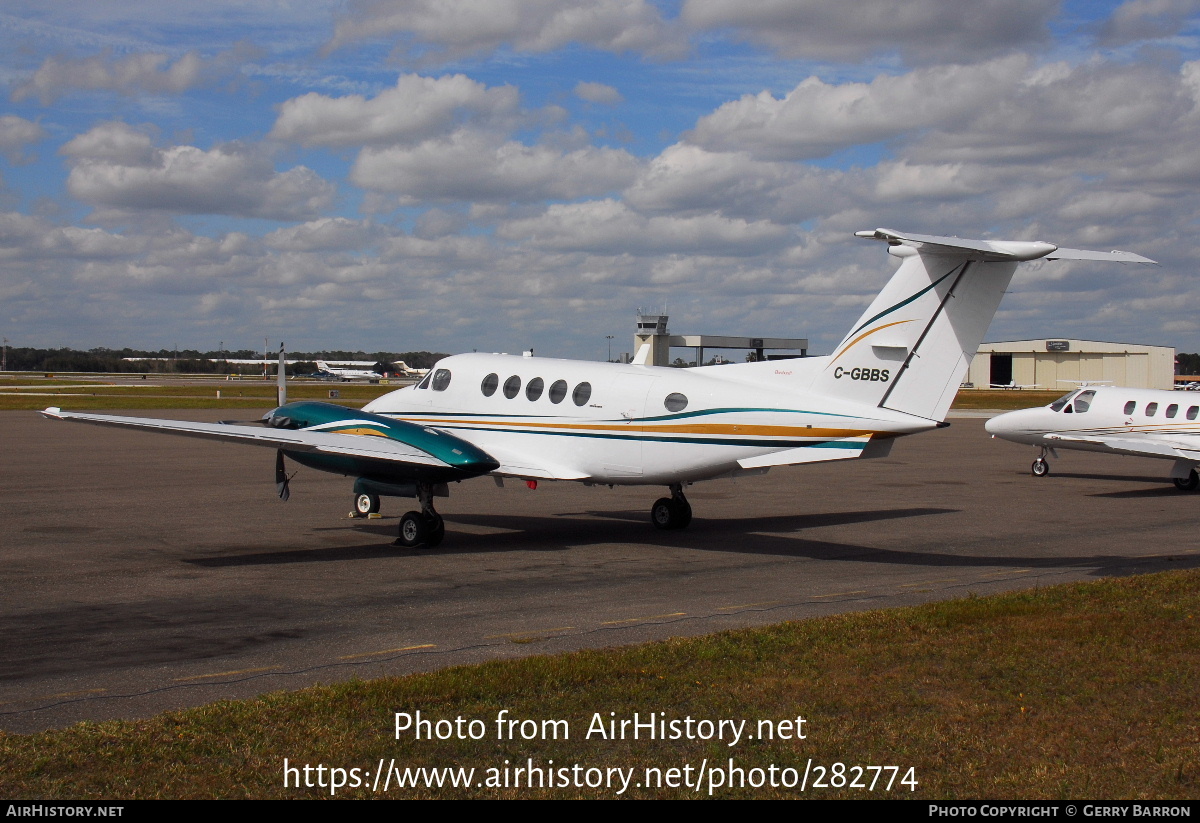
(809, 229, 1153, 422)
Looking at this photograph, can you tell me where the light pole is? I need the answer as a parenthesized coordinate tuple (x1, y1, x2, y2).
(605, 335, 614, 362)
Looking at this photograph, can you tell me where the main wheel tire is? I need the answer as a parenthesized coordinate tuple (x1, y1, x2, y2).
(396, 511, 426, 547)
(1031, 458, 1049, 477)
(1173, 469, 1199, 491)
(651, 497, 675, 530)
(354, 492, 381, 515)
(671, 498, 692, 529)
(424, 512, 446, 547)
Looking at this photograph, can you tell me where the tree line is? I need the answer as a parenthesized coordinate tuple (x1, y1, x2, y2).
(1, 347, 448, 374)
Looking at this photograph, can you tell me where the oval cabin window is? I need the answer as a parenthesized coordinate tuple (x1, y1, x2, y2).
(664, 393, 688, 412)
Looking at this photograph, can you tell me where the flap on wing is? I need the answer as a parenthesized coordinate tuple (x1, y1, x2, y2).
(482, 442, 589, 480)
(737, 439, 868, 470)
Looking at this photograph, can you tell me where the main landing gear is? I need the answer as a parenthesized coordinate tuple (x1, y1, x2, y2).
(395, 483, 445, 548)
(651, 483, 692, 530)
(1173, 469, 1199, 492)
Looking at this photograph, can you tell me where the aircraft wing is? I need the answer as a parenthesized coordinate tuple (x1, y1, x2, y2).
(479, 441, 590, 480)
(40, 407, 450, 467)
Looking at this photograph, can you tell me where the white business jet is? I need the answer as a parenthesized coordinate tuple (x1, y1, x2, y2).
(315, 360, 382, 381)
(985, 386, 1200, 490)
(42, 229, 1153, 547)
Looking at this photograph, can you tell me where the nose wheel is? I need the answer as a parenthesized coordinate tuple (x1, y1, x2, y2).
(353, 492, 381, 516)
(651, 484, 692, 530)
(1031, 447, 1051, 477)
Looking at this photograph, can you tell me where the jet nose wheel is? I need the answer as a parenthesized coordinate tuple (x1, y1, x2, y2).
(1173, 469, 1199, 491)
(354, 492, 381, 516)
(1031, 458, 1050, 477)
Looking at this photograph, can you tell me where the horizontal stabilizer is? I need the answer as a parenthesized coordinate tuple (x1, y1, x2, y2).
(857, 228, 1156, 264)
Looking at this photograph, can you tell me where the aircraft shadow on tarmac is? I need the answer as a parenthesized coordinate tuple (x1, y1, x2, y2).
(182, 506, 1200, 577)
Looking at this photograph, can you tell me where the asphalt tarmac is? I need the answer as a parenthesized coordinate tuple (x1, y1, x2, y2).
(3, 408, 1198, 733)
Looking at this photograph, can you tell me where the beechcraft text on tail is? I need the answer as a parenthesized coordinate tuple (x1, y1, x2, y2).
(985, 385, 1200, 490)
(41, 228, 1154, 547)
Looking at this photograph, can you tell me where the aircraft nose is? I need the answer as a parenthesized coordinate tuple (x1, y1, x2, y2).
(984, 408, 1037, 442)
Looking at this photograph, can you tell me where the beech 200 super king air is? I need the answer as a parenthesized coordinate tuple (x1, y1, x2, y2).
(985, 386, 1200, 490)
(41, 229, 1154, 547)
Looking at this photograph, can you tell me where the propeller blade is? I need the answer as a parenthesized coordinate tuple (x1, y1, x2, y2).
(275, 449, 290, 501)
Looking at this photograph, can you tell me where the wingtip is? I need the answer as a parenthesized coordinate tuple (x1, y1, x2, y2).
(41, 406, 62, 419)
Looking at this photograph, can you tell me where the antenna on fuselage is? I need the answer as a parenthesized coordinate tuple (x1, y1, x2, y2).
(277, 342, 287, 407)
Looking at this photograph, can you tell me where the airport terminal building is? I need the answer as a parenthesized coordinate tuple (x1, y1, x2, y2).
(967, 339, 1175, 391)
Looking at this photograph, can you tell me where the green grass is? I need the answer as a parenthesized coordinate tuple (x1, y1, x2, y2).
(951, 389, 1063, 410)
(2, 570, 1197, 799)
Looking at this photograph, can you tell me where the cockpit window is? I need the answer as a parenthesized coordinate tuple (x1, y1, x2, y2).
(431, 369, 452, 391)
(1050, 392, 1074, 412)
(416, 372, 432, 390)
(1073, 390, 1095, 413)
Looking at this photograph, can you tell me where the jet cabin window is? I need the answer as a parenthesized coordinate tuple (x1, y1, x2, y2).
(549, 379, 568, 404)
(481, 373, 499, 397)
(431, 369, 452, 391)
(1146, 402, 1158, 417)
(503, 375, 521, 399)
(1167, 404, 1179, 418)
(1124, 401, 1137, 415)
(1189, 406, 1199, 421)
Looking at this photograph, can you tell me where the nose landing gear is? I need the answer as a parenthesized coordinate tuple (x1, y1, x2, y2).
(395, 483, 446, 548)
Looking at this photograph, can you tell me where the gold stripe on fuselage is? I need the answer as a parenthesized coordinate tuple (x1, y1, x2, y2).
(398, 416, 875, 439)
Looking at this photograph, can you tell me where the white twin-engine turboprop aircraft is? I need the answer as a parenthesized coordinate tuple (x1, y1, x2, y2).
(41, 229, 1153, 547)
(985, 386, 1200, 490)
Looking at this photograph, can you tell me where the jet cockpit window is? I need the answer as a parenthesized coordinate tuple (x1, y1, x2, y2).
(481, 373, 499, 397)
(1167, 404, 1179, 418)
(664, 393, 688, 412)
(526, 377, 544, 401)
(572, 382, 592, 406)
(1189, 406, 1199, 421)
(1049, 392, 1075, 412)
(549, 379, 567, 404)
(1146, 402, 1159, 417)
(503, 375, 521, 399)
(431, 369, 452, 391)
(1124, 401, 1137, 415)
(1073, 390, 1095, 413)
(416, 372, 433, 389)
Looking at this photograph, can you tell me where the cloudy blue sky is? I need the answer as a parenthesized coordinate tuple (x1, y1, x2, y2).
(1, 0, 1198, 359)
